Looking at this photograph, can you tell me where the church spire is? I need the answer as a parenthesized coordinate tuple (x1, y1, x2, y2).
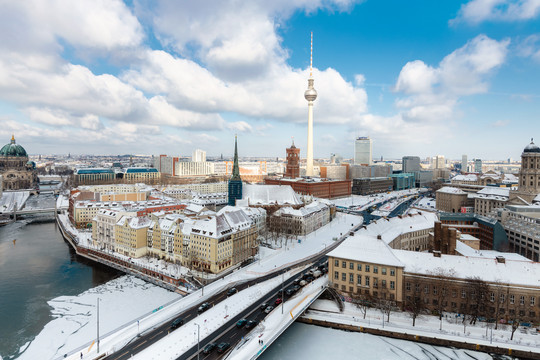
(231, 135, 241, 181)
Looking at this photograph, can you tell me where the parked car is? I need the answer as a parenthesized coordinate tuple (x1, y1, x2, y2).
(217, 342, 231, 353)
(245, 320, 258, 329)
(260, 302, 269, 311)
(313, 270, 322, 278)
(227, 287, 238, 296)
(170, 317, 184, 329)
(202, 343, 216, 354)
(236, 319, 248, 328)
(293, 278, 301, 286)
(299, 280, 307, 286)
(285, 288, 295, 297)
(292, 285, 301, 292)
(198, 302, 210, 313)
(275, 298, 282, 306)
(264, 305, 274, 314)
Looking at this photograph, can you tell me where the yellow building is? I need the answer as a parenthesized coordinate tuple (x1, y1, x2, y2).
(114, 216, 152, 258)
(122, 168, 160, 184)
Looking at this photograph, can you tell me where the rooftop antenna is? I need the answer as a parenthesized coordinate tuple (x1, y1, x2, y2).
(310, 31, 313, 78)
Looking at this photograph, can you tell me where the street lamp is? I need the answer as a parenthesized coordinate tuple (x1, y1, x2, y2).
(96, 297, 100, 353)
(281, 271, 285, 314)
(194, 323, 200, 360)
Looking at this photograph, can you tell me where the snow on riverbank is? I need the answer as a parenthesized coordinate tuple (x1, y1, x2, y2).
(16, 276, 181, 360)
(305, 300, 540, 354)
(260, 322, 504, 360)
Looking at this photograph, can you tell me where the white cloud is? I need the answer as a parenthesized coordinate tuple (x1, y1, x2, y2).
(516, 34, 540, 62)
(394, 35, 509, 122)
(226, 121, 253, 133)
(452, 0, 540, 24)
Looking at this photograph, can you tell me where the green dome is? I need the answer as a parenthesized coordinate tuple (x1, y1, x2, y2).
(0, 136, 28, 157)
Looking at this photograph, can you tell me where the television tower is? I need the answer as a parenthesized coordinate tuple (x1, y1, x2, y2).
(304, 32, 317, 176)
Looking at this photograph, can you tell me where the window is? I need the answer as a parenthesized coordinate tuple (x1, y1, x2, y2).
(424, 285, 429, 294)
(334, 259, 339, 267)
(382, 280, 387, 288)
(406, 282, 410, 291)
(490, 292, 495, 302)
(334, 271, 339, 280)
(342, 273, 346, 281)
(365, 265, 370, 272)
(382, 268, 387, 275)
(520, 295, 525, 305)
(390, 281, 395, 290)
(349, 262, 354, 270)
(373, 278, 378, 289)
(342, 261, 346, 268)
(357, 275, 362, 285)
(373, 266, 378, 274)
(531, 297, 536, 306)
(500, 294, 505, 303)
(349, 273, 354, 283)
(357, 263, 362, 271)
(390, 268, 395, 276)
(365, 276, 370, 287)
(510, 294, 515, 304)
(433, 286, 438, 295)
(415, 283, 420, 292)
(461, 290, 466, 299)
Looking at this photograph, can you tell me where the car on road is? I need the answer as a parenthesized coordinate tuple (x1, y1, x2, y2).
(236, 319, 248, 328)
(293, 278, 301, 286)
(227, 287, 238, 296)
(264, 305, 274, 314)
(260, 302, 269, 311)
(274, 298, 282, 306)
(202, 342, 216, 354)
(285, 288, 295, 297)
(246, 320, 258, 329)
(217, 342, 231, 353)
(170, 317, 184, 329)
(198, 302, 210, 313)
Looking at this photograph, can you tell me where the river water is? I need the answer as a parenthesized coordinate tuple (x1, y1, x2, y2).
(0, 194, 121, 359)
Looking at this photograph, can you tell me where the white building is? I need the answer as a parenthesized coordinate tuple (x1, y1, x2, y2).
(192, 149, 206, 162)
(432, 155, 445, 169)
(271, 201, 331, 236)
(354, 137, 372, 165)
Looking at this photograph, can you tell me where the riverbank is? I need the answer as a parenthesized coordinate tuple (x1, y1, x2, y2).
(299, 299, 540, 359)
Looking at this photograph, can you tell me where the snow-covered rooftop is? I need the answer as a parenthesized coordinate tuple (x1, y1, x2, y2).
(357, 212, 438, 245)
(239, 184, 302, 206)
(437, 186, 466, 194)
(451, 174, 478, 182)
(455, 240, 531, 262)
(274, 201, 328, 217)
(393, 250, 540, 287)
(328, 234, 404, 267)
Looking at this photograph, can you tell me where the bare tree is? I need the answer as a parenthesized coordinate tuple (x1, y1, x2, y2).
(404, 277, 426, 326)
(510, 312, 520, 340)
(377, 287, 394, 323)
(491, 280, 508, 330)
(464, 276, 490, 325)
(429, 268, 456, 320)
(351, 291, 373, 319)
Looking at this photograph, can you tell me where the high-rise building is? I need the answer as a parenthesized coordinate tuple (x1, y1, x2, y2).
(432, 155, 445, 169)
(285, 139, 300, 178)
(461, 155, 467, 173)
(304, 32, 317, 177)
(474, 158, 482, 173)
(402, 156, 420, 173)
(354, 137, 372, 165)
(228, 136, 243, 206)
(192, 149, 206, 162)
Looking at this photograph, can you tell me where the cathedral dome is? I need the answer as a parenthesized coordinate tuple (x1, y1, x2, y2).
(0, 135, 28, 157)
(524, 138, 540, 153)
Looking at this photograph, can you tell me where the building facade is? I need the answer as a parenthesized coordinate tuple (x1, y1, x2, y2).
(285, 140, 300, 178)
(0, 135, 38, 190)
(352, 177, 393, 195)
(265, 178, 351, 199)
(435, 187, 470, 213)
(354, 137, 372, 166)
(402, 156, 420, 174)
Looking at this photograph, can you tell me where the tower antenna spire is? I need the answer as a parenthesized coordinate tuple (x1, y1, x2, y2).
(310, 31, 313, 78)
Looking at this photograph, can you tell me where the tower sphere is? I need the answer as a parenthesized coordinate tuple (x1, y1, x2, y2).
(304, 88, 317, 101)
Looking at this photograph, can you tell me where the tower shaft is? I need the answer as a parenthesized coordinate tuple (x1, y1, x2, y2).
(306, 102, 314, 176)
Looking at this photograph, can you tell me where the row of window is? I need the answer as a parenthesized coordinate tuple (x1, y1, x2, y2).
(405, 282, 537, 306)
(334, 272, 396, 290)
(334, 259, 395, 276)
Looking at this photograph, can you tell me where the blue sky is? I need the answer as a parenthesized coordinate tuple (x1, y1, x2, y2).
(0, 0, 539, 161)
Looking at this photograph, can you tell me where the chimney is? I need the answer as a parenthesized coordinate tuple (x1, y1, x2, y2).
(377, 234, 382, 240)
(433, 251, 441, 258)
(496, 256, 505, 264)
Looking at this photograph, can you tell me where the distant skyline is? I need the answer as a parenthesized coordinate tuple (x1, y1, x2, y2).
(1, 1, 539, 160)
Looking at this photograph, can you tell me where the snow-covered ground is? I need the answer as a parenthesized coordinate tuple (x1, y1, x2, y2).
(260, 322, 506, 360)
(16, 276, 181, 360)
(32, 212, 361, 359)
(412, 197, 437, 211)
(331, 189, 419, 212)
(0, 191, 30, 213)
(304, 299, 540, 354)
